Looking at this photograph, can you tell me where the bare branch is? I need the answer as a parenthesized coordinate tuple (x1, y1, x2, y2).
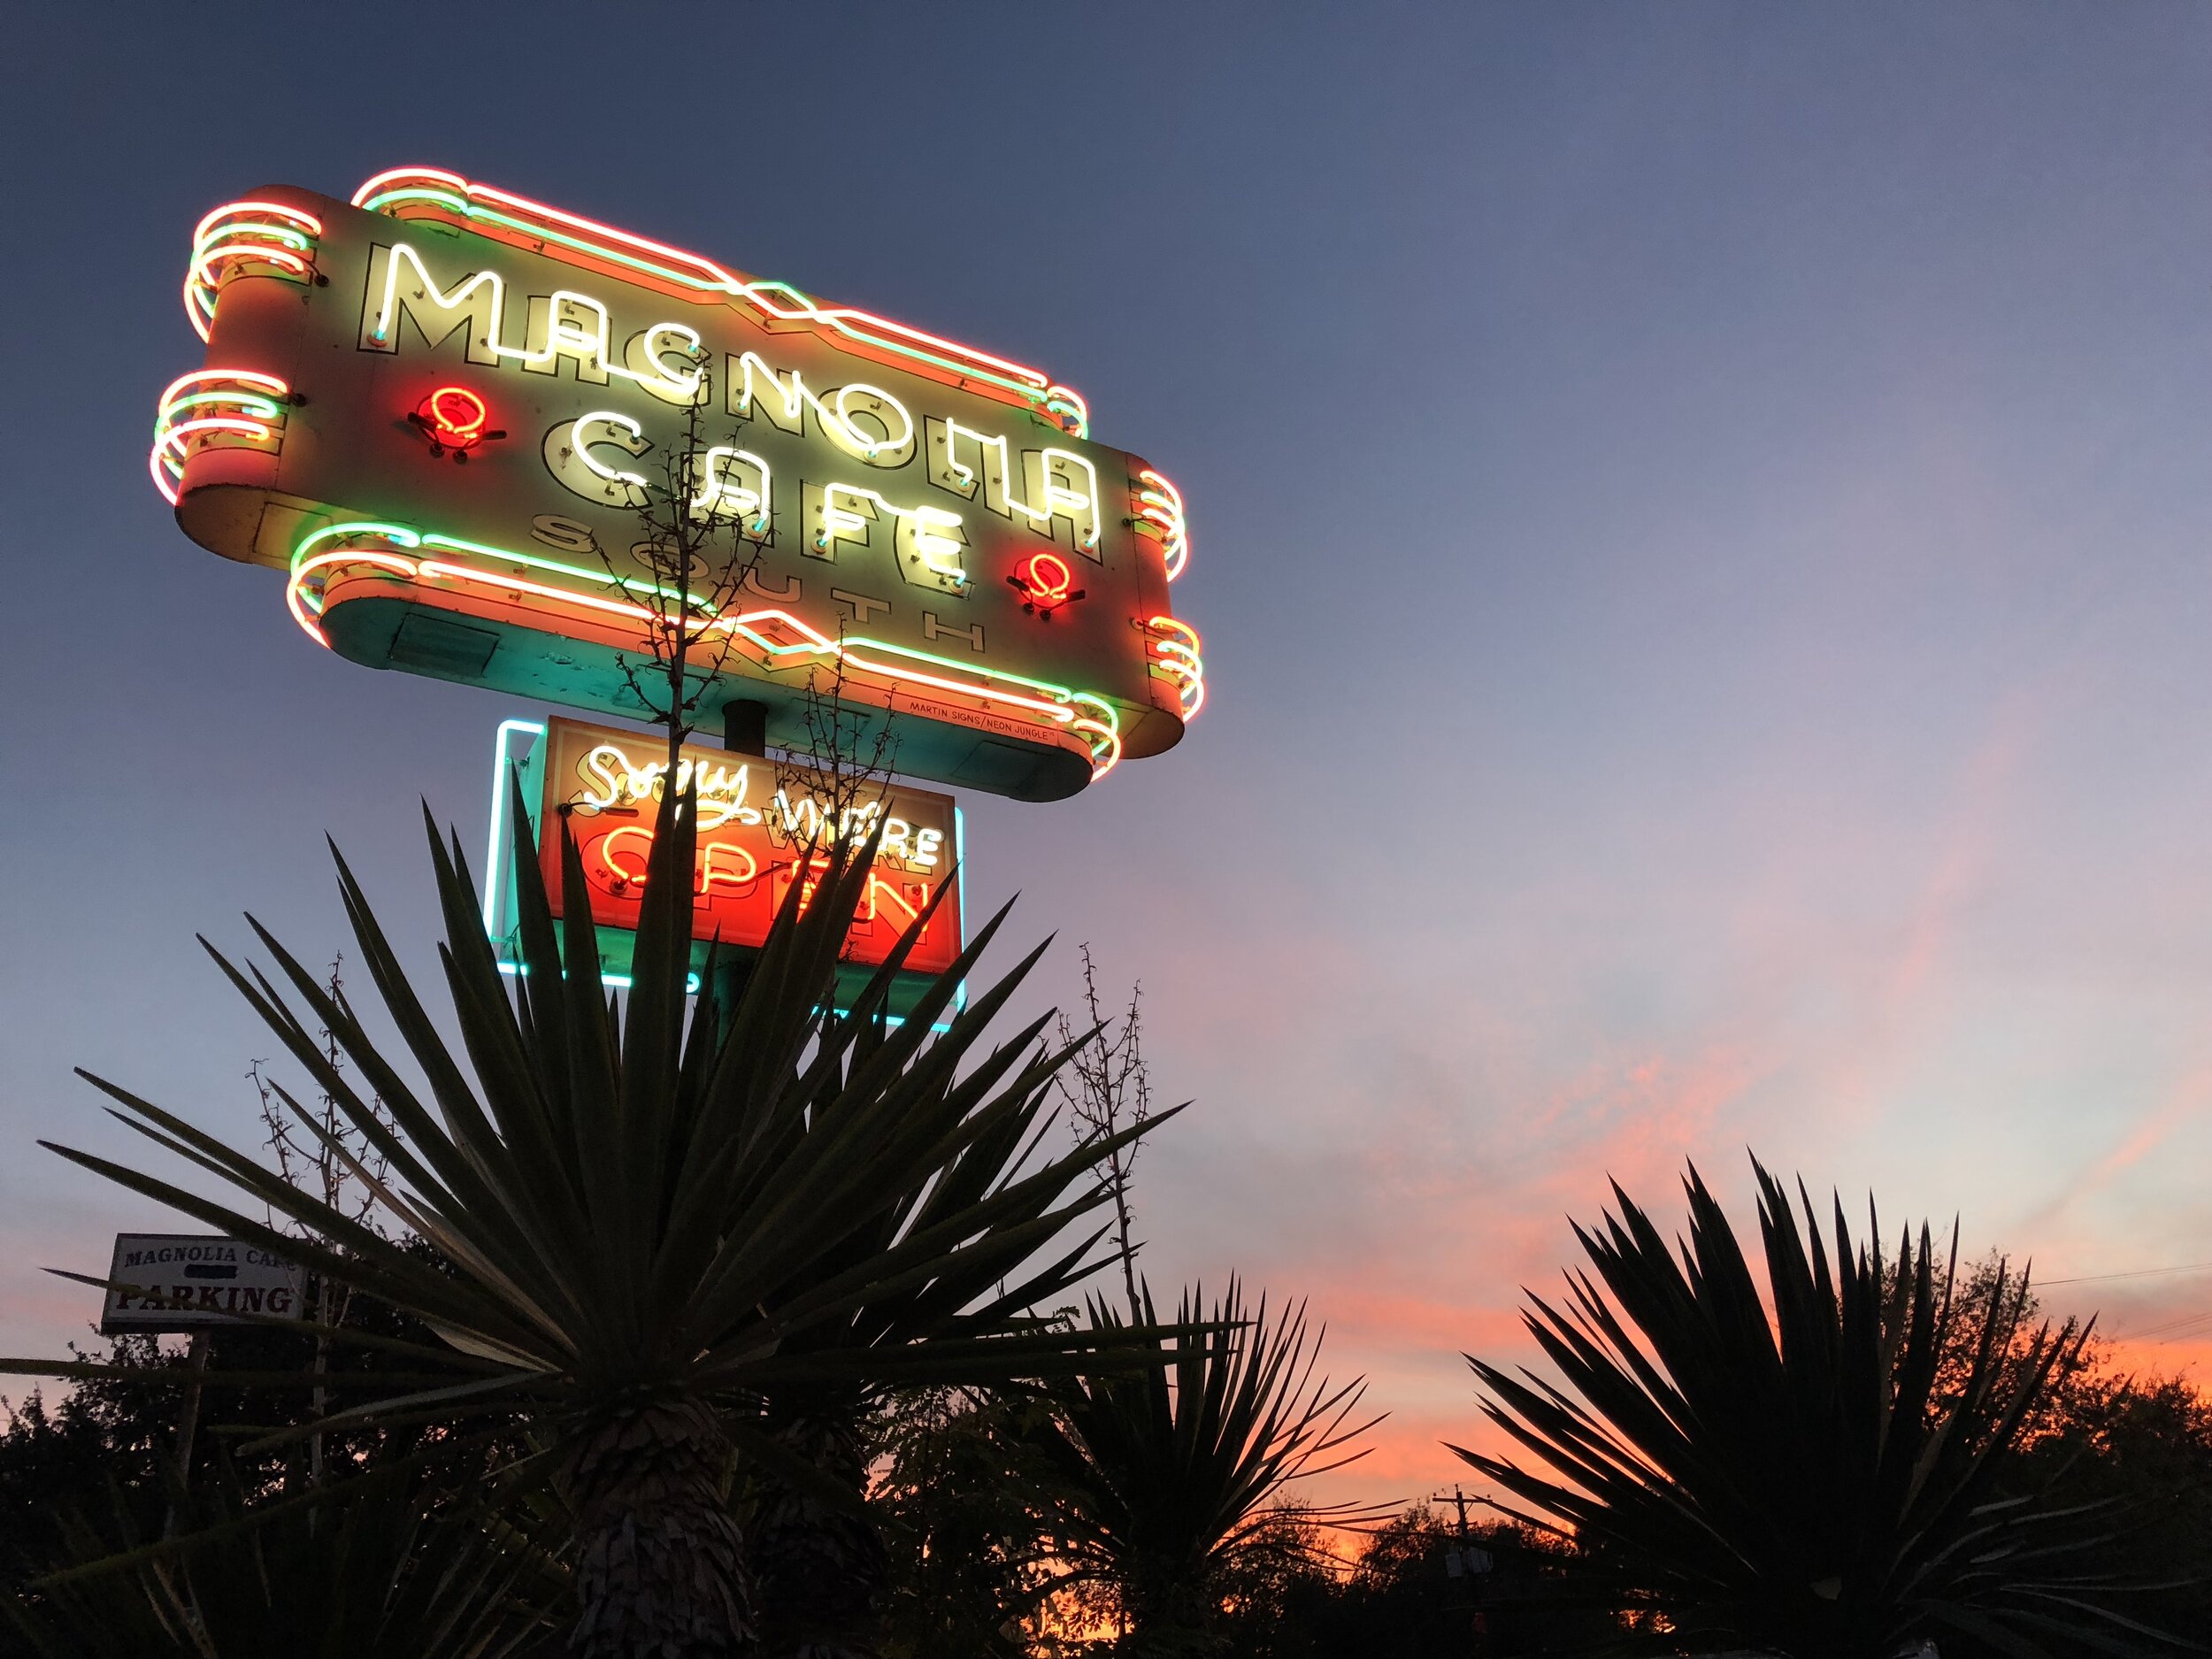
(585, 359, 774, 774)
(1053, 945, 1152, 1316)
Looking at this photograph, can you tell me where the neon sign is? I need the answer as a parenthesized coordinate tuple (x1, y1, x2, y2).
(155, 168, 1204, 802)
(410, 385, 503, 457)
(151, 368, 290, 506)
(482, 716, 964, 987)
(1010, 551, 1087, 620)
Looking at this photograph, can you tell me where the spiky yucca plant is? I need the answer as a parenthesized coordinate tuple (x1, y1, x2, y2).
(8, 1465, 557, 1659)
(1455, 1159, 2186, 1658)
(740, 965, 1133, 1658)
(12, 778, 1164, 1659)
(1039, 1281, 1381, 1656)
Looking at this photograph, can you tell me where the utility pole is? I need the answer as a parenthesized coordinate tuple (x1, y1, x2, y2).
(1432, 1485, 1473, 1541)
(1429, 1483, 1494, 1642)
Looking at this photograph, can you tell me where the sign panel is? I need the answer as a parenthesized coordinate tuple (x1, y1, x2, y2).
(100, 1234, 305, 1334)
(155, 169, 1205, 801)
(485, 717, 964, 991)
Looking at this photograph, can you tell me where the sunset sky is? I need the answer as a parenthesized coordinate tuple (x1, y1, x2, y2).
(6, 4, 2212, 1506)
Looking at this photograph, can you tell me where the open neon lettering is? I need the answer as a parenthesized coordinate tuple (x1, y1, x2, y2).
(593, 827, 761, 900)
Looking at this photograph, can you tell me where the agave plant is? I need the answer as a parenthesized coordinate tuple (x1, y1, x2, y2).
(739, 987, 1132, 1657)
(12, 777, 1164, 1658)
(1455, 1158, 2185, 1658)
(1037, 1280, 1382, 1656)
(8, 1463, 558, 1659)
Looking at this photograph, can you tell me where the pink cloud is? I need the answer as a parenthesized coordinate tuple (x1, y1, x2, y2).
(2020, 1064, 2212, 1246)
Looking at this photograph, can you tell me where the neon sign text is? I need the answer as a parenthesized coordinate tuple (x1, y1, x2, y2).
(365, 241, 1110, 565)
(731, 352, 916, 465)
(509, 717, 962, 979)
(565, 740, 941, 868)
(928, 418, 1102, 554)
(157, 168, 1202, 802)
(353, 165, 1089, 436)
(365, 246, 706, 404)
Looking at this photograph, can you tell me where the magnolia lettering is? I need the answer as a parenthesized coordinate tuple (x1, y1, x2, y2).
(120, 1242, 289, 1270)
(359, 241, 1105, 603)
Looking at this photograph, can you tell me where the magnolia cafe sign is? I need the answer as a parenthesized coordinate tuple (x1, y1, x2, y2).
(152, 168, 1203, 802)
(98, 1234, 305, 1334)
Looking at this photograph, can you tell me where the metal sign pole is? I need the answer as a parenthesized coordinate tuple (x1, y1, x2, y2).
(174, 1329, 211, 1479)
(163, 1329, 212, 1538)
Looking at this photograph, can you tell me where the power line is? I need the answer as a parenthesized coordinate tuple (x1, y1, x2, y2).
(2039, 1262, 2212, 1286)
(2098, 1305, 2212, 1342)
(2129, 1309, 2212, 1344)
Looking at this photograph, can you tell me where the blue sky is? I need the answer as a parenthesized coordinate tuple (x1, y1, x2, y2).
(5, 3, 2212, 1494)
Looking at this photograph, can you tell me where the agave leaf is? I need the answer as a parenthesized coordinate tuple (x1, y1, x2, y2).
(1456, 1156, 2193, 1655)
(1033, 1279, 1381, 1644)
